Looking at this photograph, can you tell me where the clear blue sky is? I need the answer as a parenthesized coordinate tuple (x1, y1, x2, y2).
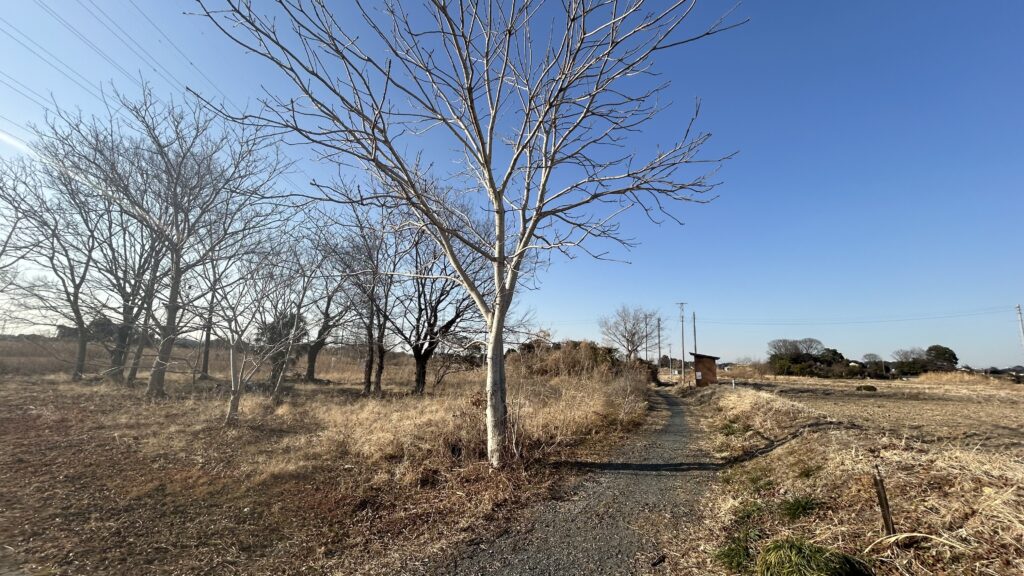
(1, 1, 1021, 367)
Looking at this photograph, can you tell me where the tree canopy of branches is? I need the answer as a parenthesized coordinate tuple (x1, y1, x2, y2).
(198, 0, 739, 467)
(48, 88, 287, 397)
(599, 305, 660, 361)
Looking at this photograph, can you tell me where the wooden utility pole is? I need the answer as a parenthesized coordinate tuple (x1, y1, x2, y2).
(677, 302, 686, 383)
(657, 316, 662, 367)
(692, 311, 698, 355)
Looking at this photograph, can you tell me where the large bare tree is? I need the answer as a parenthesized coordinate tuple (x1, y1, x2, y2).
(199, 0, 739, 466)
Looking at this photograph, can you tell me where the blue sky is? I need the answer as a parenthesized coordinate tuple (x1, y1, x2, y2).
(1, 1, 1021, 367)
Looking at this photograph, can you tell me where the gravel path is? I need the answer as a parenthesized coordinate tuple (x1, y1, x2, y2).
(441, 388, 717, 575)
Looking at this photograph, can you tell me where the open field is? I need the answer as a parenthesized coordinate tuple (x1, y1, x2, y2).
(672, 375, 1024, 575)
(0, 350, 649, 575)
(0, 337, 407, 387)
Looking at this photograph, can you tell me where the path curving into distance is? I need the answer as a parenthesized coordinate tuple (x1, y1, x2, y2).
(439, 389, 717, 575)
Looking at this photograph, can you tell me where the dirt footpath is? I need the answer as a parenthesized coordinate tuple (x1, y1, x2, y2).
(437, 389, 716, 575)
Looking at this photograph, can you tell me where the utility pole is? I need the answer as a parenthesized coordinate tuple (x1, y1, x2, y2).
(1017, 304, 1024, 358)
(692, 311, 698, 356)
(657, 316, 662, 368)
(644, 314, 650, 362)
(677, 302, 686, 383)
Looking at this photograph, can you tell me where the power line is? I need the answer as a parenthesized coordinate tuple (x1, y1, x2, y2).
(0, 70, 50, 107)
(534, 306, 1013, 327)
(0, 74, 51, 111)
(119, 0, 314, 192)
(123, 0, 232, 104)
(0, 17, 105, 102)
(32, 0, 144, 90)
(76, 0, 186, 93)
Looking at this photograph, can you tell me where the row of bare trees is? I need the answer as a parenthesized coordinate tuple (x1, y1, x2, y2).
(2, 0, 734, 466)
(0, 89, 488, 420)
(195, 0, 735, 466)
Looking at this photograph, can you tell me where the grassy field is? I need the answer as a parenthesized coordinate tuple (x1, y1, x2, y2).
(672, 374, 1024, 575)
(0, 342, 649, 575)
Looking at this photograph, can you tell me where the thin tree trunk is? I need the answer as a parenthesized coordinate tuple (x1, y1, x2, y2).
(485, 321, 507, 468)
(107, 313, 132, 384)
(225, 343, 241, 425)
(373, 321, 385, 396)
(199, 316, 212, 379)
(126, 316, 149, 384)
(374, 338, 385, 391)
(148, 261, 181, 398)
(362, 318, 374, 395)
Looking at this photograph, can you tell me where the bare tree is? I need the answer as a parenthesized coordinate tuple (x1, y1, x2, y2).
(302, 225, 355, 382)
(210, 240, 297, 424)
(0, 195, 21, 297)
(389, 225, 483, 395)
(340, 205, 404, 396)
(599, 305, 656, 361)
(199, 0, 739, 466)
(51, 88, 287, 397)
(0, 158, 104, 381)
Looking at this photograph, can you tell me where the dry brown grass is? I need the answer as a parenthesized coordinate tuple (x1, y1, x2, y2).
(0, 336, 418, 386)
(0, 353, 650, 575)
(683, 380, 1024, 575)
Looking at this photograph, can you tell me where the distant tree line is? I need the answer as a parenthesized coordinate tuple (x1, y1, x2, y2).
(767, 338, 959, 379)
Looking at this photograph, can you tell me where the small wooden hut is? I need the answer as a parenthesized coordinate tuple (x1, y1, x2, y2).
(690, 352, 720, 386)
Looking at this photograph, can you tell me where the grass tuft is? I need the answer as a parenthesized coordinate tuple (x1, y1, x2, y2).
(779, 495, 819, 521)
(755, 537, 872, 576)
(716, 528, 760, 572)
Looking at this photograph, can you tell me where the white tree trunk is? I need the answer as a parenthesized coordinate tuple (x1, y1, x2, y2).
(485, 318, 507, 468)
(225, 343, 242, 425)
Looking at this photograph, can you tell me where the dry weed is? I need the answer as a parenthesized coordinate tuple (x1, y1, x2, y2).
(694, 386, 1024, 575)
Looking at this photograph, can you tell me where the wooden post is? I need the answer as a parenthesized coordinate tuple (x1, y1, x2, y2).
(873, 464, 896, 536)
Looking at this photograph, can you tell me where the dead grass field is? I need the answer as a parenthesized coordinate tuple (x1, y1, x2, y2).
(673, 375, 1024, 575)
(0, 348, 649, 575)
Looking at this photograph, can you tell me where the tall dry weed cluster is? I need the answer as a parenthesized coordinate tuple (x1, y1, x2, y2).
(121, 359, 651, 490)
(699, 387, 1024, 575)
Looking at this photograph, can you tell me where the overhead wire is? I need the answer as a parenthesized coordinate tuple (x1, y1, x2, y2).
(32, 0, 144, 91)
(120, 0, 315, 193)
(0, 16, 105, 102)
(76, 0, 185, 93)
(4, 0, 309, 192)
